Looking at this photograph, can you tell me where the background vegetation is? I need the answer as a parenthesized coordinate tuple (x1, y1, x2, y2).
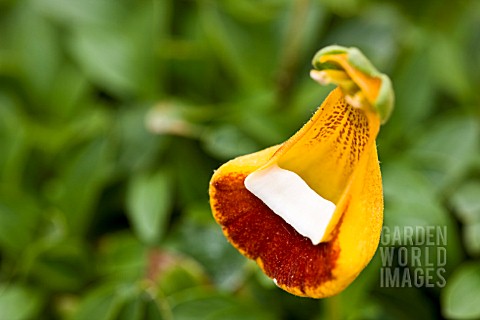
(0, 0, 479, 319)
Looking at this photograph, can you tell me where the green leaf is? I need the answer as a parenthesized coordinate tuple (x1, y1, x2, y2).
(429, 34, 471, 100)
(10, 5, 61, 103)
(35, 0, 125, 28)
(382, 162, 463, 268)
(170, 140, 216, 205)
(72, 283, 134, 320)
(409, 116, 480, 191)
(370, 286, 437, 320)
(69, 28, 139, 97)
(115, 106, 168, 174)
(463, 222, 480, 256)
(96, 232, 148, 282)
(0, 284, 44, 320)
(155, 253, 209, 296)
(117, 296, 144, 320)
(169, 288, 275, 320)
(127, 169, 173, 244)
(198, 3, 260, 91)
(383, 163, 449, 228)
(166, 208, 247, 290)
(0, 196, 40, 254)
(392, 47, 435, 125)
(143, 299, 169, 320)
(45, 64, 89, 120)
(30, 240, 90, 291)
(442, 262, 480, 319)
(202, 125, 259, 160)
(53, 138, 113, 236)
(450, 181, 480, 224)
(220, 0, 283, 23)
(0, 94, 28, 187)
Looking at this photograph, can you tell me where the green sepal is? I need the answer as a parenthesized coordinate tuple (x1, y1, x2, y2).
(311, 45, 394, 124)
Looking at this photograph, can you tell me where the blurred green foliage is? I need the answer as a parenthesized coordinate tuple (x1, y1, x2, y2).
(0, 0, 479, 319)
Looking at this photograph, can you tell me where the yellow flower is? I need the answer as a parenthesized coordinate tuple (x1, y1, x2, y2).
(209, 45, 394, 298)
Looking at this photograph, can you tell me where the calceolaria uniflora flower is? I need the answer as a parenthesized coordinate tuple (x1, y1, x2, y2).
(209, 45, 394, 298)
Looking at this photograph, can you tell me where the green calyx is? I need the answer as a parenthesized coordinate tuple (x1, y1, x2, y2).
(311, 45, 394, 124)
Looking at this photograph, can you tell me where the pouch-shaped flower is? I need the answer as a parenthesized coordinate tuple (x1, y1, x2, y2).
(209, 45, 394, 298)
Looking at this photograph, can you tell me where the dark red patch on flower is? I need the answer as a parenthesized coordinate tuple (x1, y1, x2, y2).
(211, 172, 340, 293)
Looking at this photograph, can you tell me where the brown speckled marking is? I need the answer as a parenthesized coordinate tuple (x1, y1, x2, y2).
(313, 99, 370, 170)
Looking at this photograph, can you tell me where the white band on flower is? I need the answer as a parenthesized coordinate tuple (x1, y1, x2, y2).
(245, 164, 336, 245)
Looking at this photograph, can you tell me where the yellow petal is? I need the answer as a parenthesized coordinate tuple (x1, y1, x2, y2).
(270, 87, 380, 203)
(209, 45, 392, 298)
